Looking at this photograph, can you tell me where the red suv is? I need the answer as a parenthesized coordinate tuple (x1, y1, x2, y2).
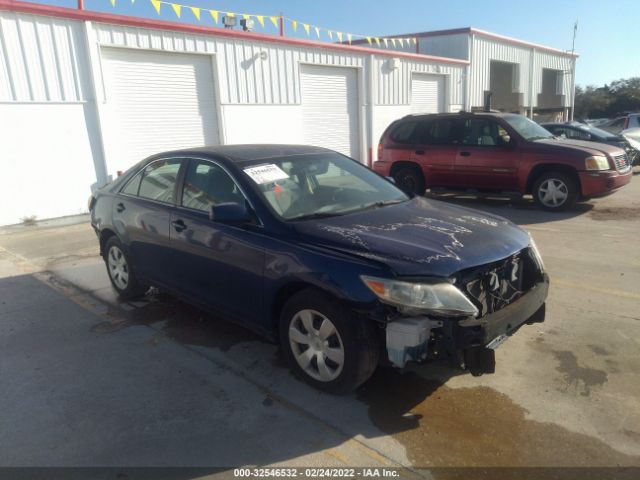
(375, 112, 633, 211)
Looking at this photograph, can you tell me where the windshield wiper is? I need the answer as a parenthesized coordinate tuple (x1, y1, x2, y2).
(287, 211, 343, 221)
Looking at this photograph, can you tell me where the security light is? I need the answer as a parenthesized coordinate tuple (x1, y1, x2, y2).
(223, 15, 237, 28)
(240, 18, 255, 32)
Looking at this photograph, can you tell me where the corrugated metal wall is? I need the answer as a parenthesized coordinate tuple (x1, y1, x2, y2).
(373, 56, 464, 106)
(0, 11, 90, 101)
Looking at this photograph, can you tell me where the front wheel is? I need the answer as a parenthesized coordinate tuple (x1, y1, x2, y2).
(104, 236, 149, 300)
(279, 289, 379, 393)
(532, 172, 578, 211)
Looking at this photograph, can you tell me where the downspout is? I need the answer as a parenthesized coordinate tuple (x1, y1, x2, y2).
(367, 54, 375, 168)
(465, 33, 474, 111)
(528, 47, 535, 118)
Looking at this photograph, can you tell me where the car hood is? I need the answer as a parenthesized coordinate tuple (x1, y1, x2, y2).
(534, 138, 624, 156)
(293, 197, 531, 277)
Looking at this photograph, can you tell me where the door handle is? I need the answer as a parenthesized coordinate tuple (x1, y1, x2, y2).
(459, 151, 471, 157)
(171, 219, 187, 232)
(116, 202, 125, 213)
(415, 150, 425, 155)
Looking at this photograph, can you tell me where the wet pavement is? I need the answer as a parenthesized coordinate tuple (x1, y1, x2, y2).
(1, 170, 640, 472)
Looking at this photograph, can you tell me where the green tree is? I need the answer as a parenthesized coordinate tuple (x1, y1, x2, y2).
(574, 77, 640, 118)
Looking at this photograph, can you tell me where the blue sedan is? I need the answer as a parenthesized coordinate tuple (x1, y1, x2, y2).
(90, 145, 548, 392)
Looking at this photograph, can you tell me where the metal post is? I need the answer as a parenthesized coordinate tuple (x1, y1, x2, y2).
(279, 15, 284, 37)
(78, 0, 84, 10)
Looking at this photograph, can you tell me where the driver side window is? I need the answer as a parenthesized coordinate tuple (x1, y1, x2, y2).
(181, 160, 245, 213)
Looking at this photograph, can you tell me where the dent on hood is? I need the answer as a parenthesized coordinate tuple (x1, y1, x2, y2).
(318, 215, 498, 264)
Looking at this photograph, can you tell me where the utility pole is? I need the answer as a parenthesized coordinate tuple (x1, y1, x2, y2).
(569, 19, 578, 121)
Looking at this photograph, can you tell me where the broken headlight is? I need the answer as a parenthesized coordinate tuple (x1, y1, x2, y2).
(529, 235, 545, 272)
(360, 276, 478, 317)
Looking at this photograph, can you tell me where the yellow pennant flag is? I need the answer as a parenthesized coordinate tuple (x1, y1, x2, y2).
(226, 12, 235, 17)
(291, 20, 298, 32)
(190, 7, 200, 20)
(110, 0, 116, 6)
(150, 0, 161, 14)
(398, 38, 404, 47)
(256, 15, 265, 28)
(391, 38, 396, 47)
(242, 14, 250, 20)
(374, 37, 380, 47)
(412, 37, 417, 45)
(171, 3, 181, 18)
(314, 26, 321, 38)
(327, 30, 333, 40)
(269, 16, 279, 28)
(210, 10, 219, 23)
(366, 36, 372, 45)
(302, 23, 310, 36)
(336, 31, 343, 42)
(347, 33, 352, 45)
(383, 38, 388, 47)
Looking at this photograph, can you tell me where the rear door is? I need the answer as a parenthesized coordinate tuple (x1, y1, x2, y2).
(454, 118, 520, 190)
(169, 158, 265, 324)
(114, 158, 184, 286)
(411, 117, 463, 187)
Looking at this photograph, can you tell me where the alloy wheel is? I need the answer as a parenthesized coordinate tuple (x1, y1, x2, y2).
(288, 309, 345, 382)
(107, 245, 129, 290)
(538, 178, 568, 208)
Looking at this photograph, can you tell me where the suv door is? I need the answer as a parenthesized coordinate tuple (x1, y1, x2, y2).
(411, 117, 462, 187)
(454, 117, 520, 190)
(169, 158, 265, 324)
(115, 158, 183, 286)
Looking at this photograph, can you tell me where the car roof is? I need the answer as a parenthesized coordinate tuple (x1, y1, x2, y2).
(155, 144, 333, 164)
(400, 111, 519, 120)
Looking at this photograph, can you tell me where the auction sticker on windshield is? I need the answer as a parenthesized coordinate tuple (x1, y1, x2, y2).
(244, 164, 289, 184)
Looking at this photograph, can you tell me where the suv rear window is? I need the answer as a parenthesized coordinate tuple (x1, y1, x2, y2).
(390, 121, 418, 144)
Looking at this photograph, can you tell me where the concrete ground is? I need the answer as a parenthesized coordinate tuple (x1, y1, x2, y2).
(1, 169, 639, 474)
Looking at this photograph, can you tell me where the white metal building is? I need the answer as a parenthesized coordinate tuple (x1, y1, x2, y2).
(0, 1, 467, 226)
(364, 27, 578, 121)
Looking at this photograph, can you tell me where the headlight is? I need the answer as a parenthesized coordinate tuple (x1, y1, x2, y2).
(529, 235, 545, 272)
(360, 276, 478, 317)
(584, 155, 609, 171)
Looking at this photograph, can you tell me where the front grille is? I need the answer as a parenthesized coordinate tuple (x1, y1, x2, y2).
(458, 248, 540, 318)
(613, 153, 630, 171)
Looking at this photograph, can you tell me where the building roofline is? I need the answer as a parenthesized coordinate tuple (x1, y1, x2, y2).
(367, 27, 579, 58)
(0, 0, 470, 65)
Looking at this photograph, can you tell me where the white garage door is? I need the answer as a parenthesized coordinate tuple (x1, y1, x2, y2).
(101, 48, 219, 173)
(410, 74, 445, 114)
(300, 65, 360, 160)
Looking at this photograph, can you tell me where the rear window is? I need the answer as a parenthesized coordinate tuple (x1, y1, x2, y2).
(390, 121, 418, 144)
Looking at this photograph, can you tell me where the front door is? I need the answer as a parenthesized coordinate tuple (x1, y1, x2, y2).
(169, 159, 265, 324)
(454, 118, 520, 190)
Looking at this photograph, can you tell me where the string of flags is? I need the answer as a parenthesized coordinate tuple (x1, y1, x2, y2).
(105, 0, 418, 49)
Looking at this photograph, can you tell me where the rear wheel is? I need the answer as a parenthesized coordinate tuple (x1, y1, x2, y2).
(104, 236, 148, 300)
(393, 166, 425, 196)
(279, 288, 379, 393)
(532, 172, 578, 211)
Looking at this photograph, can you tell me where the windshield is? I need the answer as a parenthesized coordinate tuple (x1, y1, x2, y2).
(504, 115, 555, 141)
(242, 152, 408, 221)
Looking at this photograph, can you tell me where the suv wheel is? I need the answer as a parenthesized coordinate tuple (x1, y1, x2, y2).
(393, 166, 425, 196)
(532, 172, 578, 211)
(104, 236, 149, 300)
(279, 288, 379, 393)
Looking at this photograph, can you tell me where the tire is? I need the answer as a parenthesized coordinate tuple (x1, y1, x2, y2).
(532, 171, 578, 212)
(393, 166, 425, 196)
(104, 236, 149, 300)
(279, 288, 379, 394)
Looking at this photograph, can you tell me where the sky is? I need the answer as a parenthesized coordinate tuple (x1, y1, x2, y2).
(35, 0, 640, 87)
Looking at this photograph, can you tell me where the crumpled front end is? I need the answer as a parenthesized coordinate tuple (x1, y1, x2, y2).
(383, 245, 549, 375)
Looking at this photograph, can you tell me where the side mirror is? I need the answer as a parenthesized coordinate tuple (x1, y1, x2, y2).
(386, 176, 396, 184)
(209, 202, 253, 223)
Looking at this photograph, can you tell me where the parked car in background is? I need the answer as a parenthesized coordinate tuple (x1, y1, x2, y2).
(89, 145, 549, 392)
(375, 112, 633, 211)
(541, 122, 639, 166)
(599, 113, 640, 135)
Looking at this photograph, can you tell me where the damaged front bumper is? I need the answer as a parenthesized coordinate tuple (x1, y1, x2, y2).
(384, 273, 549, 373)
